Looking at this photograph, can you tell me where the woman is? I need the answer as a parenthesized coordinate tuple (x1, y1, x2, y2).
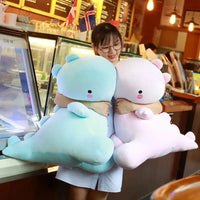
(92, 22, 122, 65)
(56, 22, 123, 200)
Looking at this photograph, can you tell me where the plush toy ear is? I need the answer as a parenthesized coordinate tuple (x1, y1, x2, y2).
(52, 64, 62, 77)
(151, 59, 163, 70)
(163, 73, 171, 83)
(66, 54, 80, 63)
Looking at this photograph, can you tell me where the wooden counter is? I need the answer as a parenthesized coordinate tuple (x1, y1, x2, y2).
(161, 100, 193, 113)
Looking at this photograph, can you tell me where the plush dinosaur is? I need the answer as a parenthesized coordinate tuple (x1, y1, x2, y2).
(3, 54, 116, 172)
(112, 58, 198, 170)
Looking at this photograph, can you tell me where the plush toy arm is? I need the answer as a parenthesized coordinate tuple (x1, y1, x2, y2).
(68, 102, 89, 118)
(111, 133, 124, 148)
(135, 107, 155, 119)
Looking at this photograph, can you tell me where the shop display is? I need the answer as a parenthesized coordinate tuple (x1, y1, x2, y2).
(0, 26, 41, 148)
(112, 58, 198, 169)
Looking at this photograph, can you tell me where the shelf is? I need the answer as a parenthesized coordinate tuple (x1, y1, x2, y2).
(171, 90, 200, 104)
(161, 100, 193, 113)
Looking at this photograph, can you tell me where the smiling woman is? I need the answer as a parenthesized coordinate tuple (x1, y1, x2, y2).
(91, 22, 123, 65)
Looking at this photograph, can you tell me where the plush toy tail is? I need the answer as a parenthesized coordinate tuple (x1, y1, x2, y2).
(185, 131, 196, 142)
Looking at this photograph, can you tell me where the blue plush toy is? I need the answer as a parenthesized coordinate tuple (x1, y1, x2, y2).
(3, 54, 116, 172)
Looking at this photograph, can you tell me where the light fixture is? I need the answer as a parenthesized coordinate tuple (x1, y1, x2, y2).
(185, 16, 199, 32)
(146, 0, 154, 11)
(166, 0, 181, 25)
(188, 21, 194, 32)
(169, 14, 176, 25)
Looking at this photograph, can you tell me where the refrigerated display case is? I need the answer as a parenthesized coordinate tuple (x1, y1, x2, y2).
(46, 36, 95, 115)
(28, 32, 58, 113)
(0, 25, 41, 149)
(27, 32, 94, 116)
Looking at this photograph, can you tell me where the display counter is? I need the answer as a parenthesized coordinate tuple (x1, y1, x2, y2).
(0, 24, 46, 185)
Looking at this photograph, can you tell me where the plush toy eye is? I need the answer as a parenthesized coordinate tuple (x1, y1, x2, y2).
(88, 90, 92, 94)
(138, 90, 143, 94)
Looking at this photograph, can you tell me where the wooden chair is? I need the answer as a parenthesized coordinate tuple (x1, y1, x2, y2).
(161, 54, 176, 88)
(169, 51, 186, 90)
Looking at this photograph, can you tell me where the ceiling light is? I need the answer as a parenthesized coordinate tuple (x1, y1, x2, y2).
(147, 0, 154, 11)
(188, 21, 194, 32)
(185, 16, 199, 32)
(166, 0, 181, 25)
(169, 14, 176, 24)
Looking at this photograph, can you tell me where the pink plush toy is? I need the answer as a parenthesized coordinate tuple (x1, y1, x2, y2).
(112, 58, 198, 170)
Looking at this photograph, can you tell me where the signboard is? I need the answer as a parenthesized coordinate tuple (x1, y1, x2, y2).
(24, 0, 51, 13)
(79, 0, 99, 20)
(54, 0, 74, 18)
(101, 0, 118, 22)
(5, 0, 20, 4)
(119, 0, 133, 37)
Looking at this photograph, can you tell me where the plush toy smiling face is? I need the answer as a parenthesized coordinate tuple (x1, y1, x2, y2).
(52, 54, 116, 102)
(114, 58, 171, 104)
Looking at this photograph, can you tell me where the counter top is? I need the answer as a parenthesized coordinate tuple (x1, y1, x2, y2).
(0, 157, 49, 183)
(171, 90, 200, 103)
(161, 100, 193, 113)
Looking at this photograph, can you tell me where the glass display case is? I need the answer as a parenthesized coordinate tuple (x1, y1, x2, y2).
(28, 32, 58, 113)
(27, 32, 95, 116)
(0, 25, 41, 150)
(46, 37, 94, 115)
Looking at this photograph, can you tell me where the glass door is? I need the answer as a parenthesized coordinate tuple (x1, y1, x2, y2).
(0, 27, 41, 139)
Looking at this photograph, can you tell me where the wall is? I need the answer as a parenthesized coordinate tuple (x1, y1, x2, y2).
(184, 32, 200, 60)
(140, 0, 163, 44)
(140, 0, 200, 60)
(183, 0, 200, 11)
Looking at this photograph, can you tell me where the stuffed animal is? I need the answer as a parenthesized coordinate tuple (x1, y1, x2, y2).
(3, 54, 116, 171)
(112, 58, 198, 170)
